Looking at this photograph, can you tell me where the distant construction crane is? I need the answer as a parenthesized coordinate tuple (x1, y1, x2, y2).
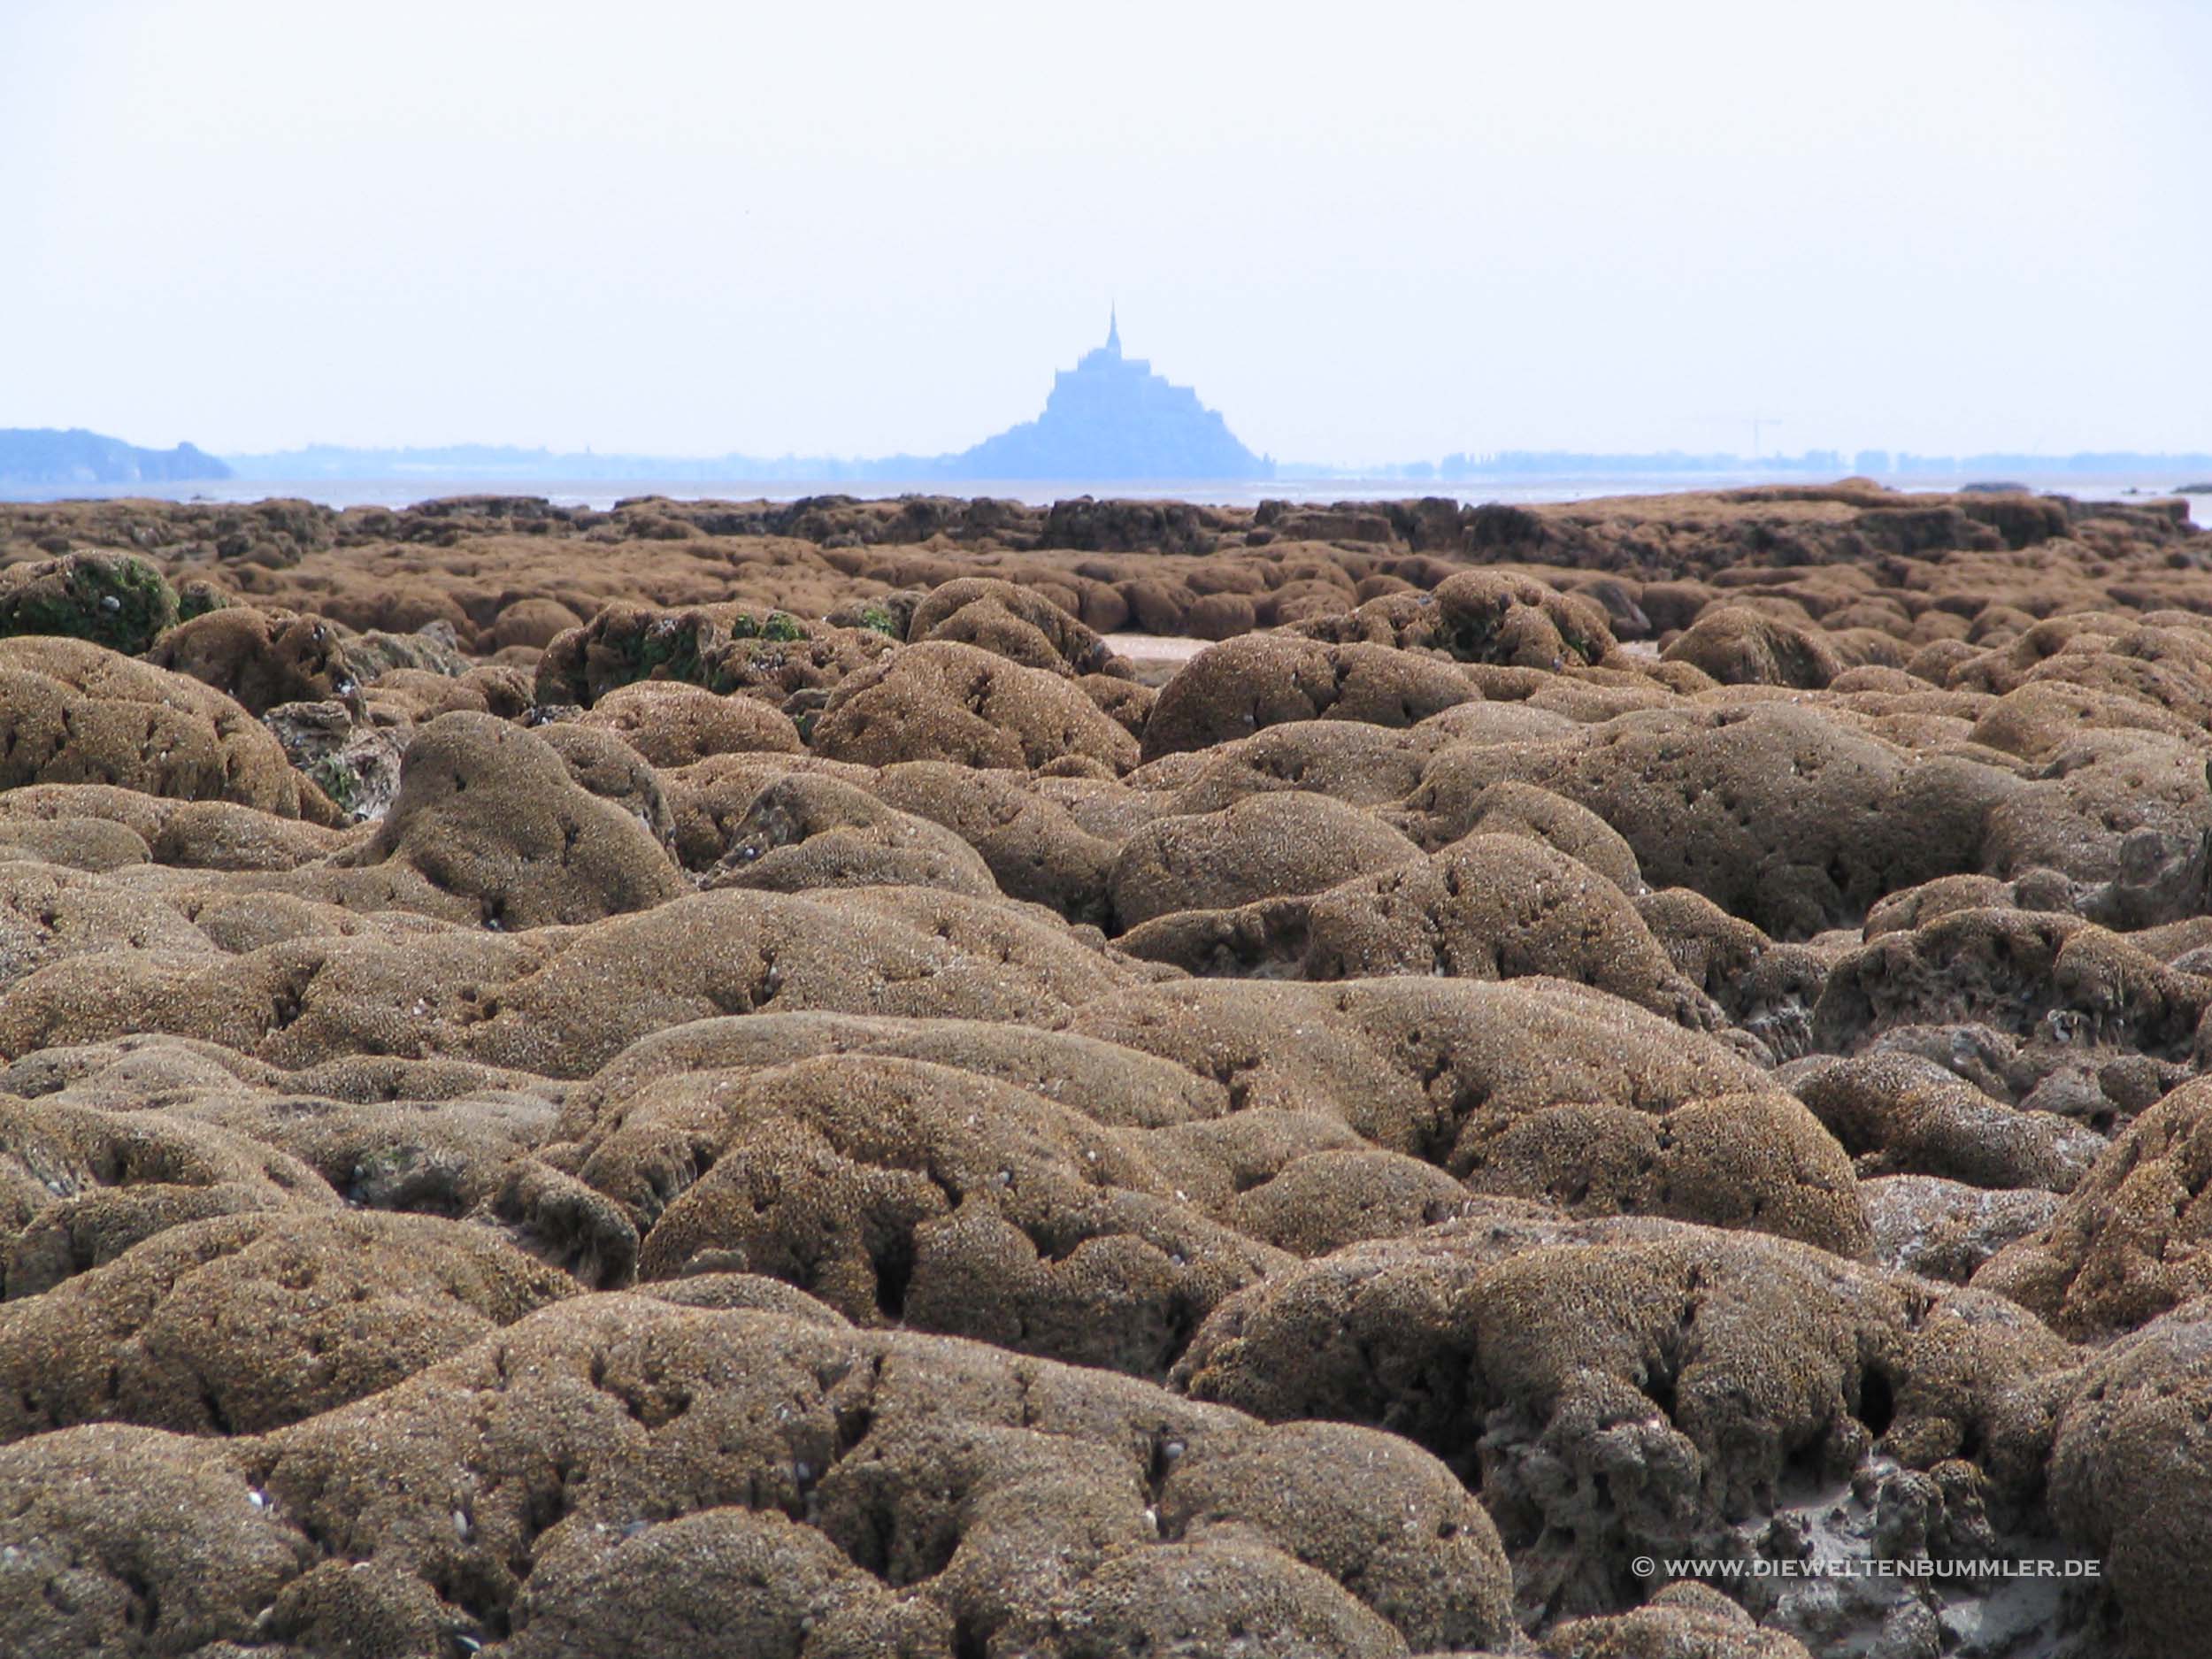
(1694, 414, 1788, 463)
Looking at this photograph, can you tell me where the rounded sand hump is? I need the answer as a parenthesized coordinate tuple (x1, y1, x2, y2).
(0, 483, 2207, 1655)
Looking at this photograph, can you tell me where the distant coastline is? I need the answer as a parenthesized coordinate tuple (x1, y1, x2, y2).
(0, 427, 231, 488)
(4, 471, 2204, 534)
(208, 442, 2212, 489)
(213, 315, 1276, 488)
(10, 316, 2206, 502)
(7, 428, 2208, 518)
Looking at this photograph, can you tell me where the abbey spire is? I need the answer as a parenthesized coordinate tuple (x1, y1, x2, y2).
(1105, 304, 1121, 357)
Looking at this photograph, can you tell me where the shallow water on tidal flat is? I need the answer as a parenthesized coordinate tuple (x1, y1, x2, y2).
(7, 474, 2206, 525)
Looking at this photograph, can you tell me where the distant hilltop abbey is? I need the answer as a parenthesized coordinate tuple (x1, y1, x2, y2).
(948, 311, 1272, 481)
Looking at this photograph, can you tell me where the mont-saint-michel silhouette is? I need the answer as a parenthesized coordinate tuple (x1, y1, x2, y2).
(944, 311, 1271, 480)
(183, 315, 1278, 487)
(24, 313, 2212, 492)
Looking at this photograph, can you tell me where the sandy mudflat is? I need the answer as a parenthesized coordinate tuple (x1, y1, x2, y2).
(0, 482, 2204, 1657)
(1102, 630, 1212, 661)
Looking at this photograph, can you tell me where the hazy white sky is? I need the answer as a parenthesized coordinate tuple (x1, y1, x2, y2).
(4, 0, 2206, 464)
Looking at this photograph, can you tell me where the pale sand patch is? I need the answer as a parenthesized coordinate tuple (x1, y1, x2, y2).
(1102, 633, 1210, 663)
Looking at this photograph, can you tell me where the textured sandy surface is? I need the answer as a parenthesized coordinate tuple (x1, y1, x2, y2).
(0, 482, 2203, 1657)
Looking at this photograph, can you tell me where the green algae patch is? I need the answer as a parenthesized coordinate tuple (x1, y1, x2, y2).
(535, 602, 836, 706)
(728, 609, 809, 644)
(0, 551, 181, 656)
(174, 579, 238, 623)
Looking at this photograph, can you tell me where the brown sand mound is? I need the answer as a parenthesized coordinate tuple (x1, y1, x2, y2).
(1176, 1217, 2070, 1623)
(1110, 791, 1423, 928)
(144, 604, 356, 713)
(1970, 1079, 2212, 1339)
(907, 574, 1119, 676)
(0, 1210, 572, 1440)
(225, 1301, 1514, 1655)
(0, 1097, 337, 1298)
(577, 678, 803, 766)
(702, 772, 1002, 899)
(0, 636, 337, 821)
(813, 640, 1140, 773)
(1141, 634, 1478, 761)
(873, 759, 1122, 923)
(336, 710, 686, 927)
(627, 1055, 1288, 1371)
